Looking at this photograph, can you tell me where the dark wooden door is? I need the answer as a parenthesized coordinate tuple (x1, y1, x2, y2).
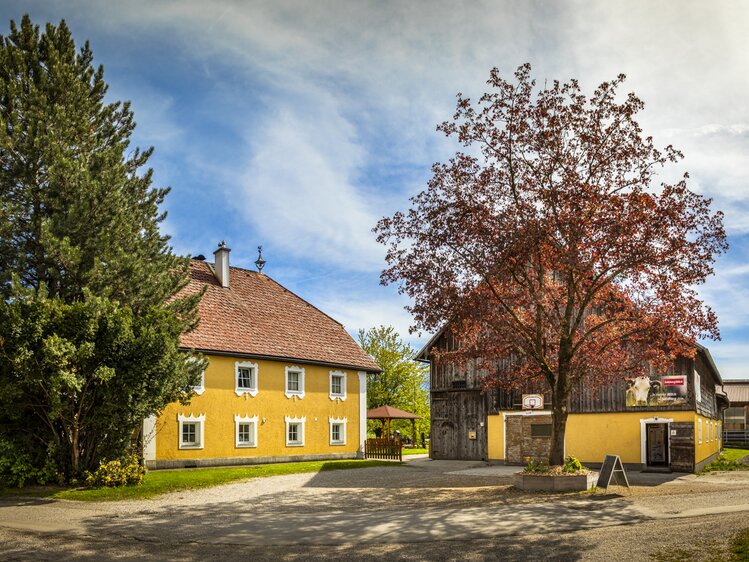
(646, 423, 669, 466)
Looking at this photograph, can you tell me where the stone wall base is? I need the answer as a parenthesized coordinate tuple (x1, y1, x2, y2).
(513, 471, 598, 492)
(694, 451, 721, 473)
(146, 452, 359, 470)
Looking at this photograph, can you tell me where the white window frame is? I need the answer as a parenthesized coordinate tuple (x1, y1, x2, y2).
(285, 416, 305, 446)
(698, 418, 703, 444)
(234, 415, 258, 448)
(329, 370, 347, 401)
(285, 366, 305, 399)
(235, 361, 259, 397)
(178, 413, 205, 450)
(694, 368, 702, 403)
(329, 416, 347, 445)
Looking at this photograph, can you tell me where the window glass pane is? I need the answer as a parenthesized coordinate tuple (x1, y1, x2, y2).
(238, 367, 253, 389)
(288, 372, 299, 391)
(288, 423, 298, 442)
(331, 376, 342, 394)
(238, 422, 254, 445)
(183, 422, 197, 444)
(332, 423, 342, 442)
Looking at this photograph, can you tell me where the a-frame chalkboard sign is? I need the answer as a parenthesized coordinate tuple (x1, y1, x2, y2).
(596, 455, 630, 488)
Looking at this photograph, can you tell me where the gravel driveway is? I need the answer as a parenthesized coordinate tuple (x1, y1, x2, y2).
(1, 458, 749, 560)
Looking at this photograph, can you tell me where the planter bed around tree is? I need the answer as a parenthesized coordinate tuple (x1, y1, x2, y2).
(513, 471, 598, 492)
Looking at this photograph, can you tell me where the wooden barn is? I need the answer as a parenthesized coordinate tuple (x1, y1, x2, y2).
(416, 330, 728, 473)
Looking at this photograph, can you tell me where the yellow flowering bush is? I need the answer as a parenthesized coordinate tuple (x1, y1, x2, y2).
(84, 452, 145, 487)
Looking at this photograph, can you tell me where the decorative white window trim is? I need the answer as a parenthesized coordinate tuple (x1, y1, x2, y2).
(698, 418, 703, 444)
(178, 413, 205, 450)
(234, 414, 258, 448)
(285, 415, 306, 446)
(235, 361, 259, 397)
(329, 370, 347, 401)
(329, 416, 347, 445)
(285, 366, 305, 399)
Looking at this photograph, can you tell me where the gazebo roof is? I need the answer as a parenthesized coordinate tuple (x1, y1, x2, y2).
(366, 405, 421, 420)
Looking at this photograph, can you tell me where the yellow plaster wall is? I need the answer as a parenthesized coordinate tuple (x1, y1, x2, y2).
(487, 411, 704, 464)
(154, 355, 361, 461)
(565, 411, 697, 464)
(694, 414, 721, 464)
(487, 414, 503, 460)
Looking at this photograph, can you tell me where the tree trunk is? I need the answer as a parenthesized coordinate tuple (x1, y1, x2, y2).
(549, 398, 568, 466)
(71, 421, 80, 476)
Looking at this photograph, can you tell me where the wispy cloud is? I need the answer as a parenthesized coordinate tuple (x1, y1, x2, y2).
(10, 0, 749, 371)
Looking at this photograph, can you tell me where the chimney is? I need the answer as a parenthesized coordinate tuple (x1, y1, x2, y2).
(213, 241, 230, 288)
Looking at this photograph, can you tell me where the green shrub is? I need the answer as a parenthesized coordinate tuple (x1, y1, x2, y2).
(562, 455, 584, 473)
(0, 439, 60, 487)
(84, 452, 145, 488)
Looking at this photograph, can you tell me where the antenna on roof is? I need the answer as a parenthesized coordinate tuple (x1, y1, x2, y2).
(255, 246, 266, 274)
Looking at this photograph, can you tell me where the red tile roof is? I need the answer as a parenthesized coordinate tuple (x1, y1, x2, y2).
(179, 260, 380, 372)
(367, 405, 421, 419)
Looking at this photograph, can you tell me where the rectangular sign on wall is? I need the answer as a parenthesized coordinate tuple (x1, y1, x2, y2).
(625, 372, 688, 407)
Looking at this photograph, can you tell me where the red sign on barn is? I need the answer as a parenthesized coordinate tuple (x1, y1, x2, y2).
(662, 377, 685, 386)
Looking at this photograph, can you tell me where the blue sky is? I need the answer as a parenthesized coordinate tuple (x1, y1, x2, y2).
(3, 1, 748, 378)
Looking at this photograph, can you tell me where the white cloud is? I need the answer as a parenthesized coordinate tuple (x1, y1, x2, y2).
(241, 91, 384, 270)
(315, 291, 427, 348)
(54, 0, 749, 363)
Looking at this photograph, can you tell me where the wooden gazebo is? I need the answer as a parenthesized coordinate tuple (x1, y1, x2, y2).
(367, 405, 421, 441)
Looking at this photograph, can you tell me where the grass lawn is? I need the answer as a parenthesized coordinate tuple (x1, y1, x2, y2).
(700, 448, 749, 474)
(3, 459, 400, 502)
(403, 448, 429, 456)
(721, 448, 749, 462)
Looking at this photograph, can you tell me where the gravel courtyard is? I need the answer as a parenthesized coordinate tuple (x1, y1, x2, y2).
(2, 457, 749, 561)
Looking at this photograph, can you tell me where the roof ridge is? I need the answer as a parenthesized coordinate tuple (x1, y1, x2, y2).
(261, 273, 345, 328)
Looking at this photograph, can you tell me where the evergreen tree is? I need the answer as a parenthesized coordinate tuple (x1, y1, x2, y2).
(0, 15, 185, 309)
(358, 326, 430, 444)
(0, 16, 203, 480)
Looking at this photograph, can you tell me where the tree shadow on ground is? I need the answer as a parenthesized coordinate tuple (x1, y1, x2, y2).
(1, 524, 592, 561)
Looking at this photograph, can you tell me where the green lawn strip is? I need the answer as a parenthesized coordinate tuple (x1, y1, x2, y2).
(721, 448, 749, 462)
(700, 448, 749, 474)
(50, 459, 399, 502)
(402, 448, 428, 456)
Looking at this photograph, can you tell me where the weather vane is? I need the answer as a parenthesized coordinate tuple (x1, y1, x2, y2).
(255, 245, 266, 273)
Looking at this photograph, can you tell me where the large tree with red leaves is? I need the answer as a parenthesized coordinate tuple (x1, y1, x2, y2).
(375, 64, 727, 465)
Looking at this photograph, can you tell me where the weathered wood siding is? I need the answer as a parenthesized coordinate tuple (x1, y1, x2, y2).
(431, 389, 490, 460)
(568, 357, 696, 414)
(427, 330, 722, 461)
(694, 353, 719, 419)
(669, 422, 695, 472)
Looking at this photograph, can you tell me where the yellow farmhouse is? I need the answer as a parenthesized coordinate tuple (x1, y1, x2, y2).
(143, 243, 381, 469)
